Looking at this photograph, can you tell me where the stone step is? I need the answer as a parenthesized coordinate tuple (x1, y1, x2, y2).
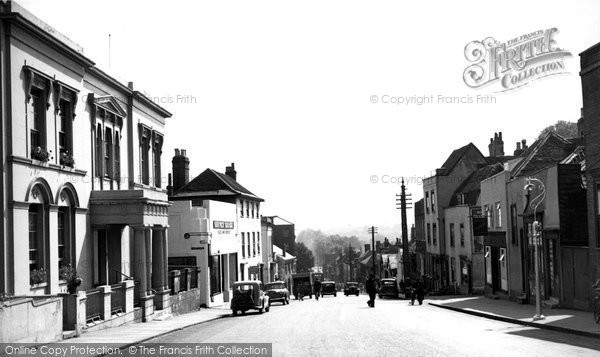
(62, 330, 77, 340)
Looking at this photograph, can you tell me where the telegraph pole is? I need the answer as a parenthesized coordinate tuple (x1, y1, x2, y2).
(368, 226, 378, 278)
(396, 178, 412, 283)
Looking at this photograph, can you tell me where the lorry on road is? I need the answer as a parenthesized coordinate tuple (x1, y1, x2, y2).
(292, 272, 315, 299)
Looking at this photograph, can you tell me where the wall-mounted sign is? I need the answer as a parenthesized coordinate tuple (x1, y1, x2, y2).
(213, 221, 234, 229)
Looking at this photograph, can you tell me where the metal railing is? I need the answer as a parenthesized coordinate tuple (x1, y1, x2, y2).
(168, 267, 200, 295)
(85, 288, 103, 323)
(190, 267, 199, 289)
(111, 283, 125, 315)
(133, 282, 140, 307)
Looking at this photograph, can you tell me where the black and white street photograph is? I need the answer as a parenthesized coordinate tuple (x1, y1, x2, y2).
(1, 0, 600, 356)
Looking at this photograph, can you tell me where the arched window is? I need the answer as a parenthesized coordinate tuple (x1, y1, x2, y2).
(27, 180, 53, 286)
(56, 185, 78, 280)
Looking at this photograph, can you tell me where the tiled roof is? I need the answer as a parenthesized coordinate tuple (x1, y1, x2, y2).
(510, 131, 576, 179)
(172, 168, 263, 201)
(449, 163, 504, 206)
(438, 143, 483, 176)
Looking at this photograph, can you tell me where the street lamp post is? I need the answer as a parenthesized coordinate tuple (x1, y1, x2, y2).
(524, 177, 546, 321)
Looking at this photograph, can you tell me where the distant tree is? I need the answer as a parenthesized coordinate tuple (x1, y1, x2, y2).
(537, 120, 578, 140)
(295, 242, 315, 273)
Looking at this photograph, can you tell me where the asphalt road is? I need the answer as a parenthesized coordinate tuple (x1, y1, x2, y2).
(150, 294, 600, 356)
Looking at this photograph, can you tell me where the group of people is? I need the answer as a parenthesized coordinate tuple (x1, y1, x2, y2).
(365, 274, 426, 308)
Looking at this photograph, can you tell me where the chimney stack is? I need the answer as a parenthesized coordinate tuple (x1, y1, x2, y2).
(225, 163, 237, 181)
(514, 142, 523, 156)
(167, 173, 173, 196)
(172, 148, 190, 193)
(578, 108, 584, 138)
(488, 132, 505, 157)
(364, 244, 370, 252)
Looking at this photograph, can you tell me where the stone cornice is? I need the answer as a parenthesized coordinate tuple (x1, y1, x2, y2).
(0, 13, 95, 68)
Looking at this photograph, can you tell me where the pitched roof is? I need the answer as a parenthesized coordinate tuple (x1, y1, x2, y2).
(449, 163, 505, 206)
(510, 131, 576, 179)
(437, 143, 484, 176)
(172, 168, 264, 201)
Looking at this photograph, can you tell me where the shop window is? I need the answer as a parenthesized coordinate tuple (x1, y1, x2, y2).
(209, 255, 221, 295)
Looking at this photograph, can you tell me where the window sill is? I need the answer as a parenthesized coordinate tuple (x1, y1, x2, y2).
(133, 182, 167, 194)
(10, 156, 87, 176)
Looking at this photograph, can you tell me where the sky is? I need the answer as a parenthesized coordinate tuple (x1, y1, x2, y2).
(18, 0, 600, 238)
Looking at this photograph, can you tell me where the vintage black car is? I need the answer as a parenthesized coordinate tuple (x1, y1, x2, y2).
(378, 278, 399, 299)
(321, 281, 337, 297)
(231, 281, 270, 315)
(344, 282, 360, 296)
(265, 281, 290, 305)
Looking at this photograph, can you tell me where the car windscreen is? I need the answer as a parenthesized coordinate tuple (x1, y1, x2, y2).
(234, 284, 255, 291)
(266, 283, 285, 290)
(347, 283, 358, 287)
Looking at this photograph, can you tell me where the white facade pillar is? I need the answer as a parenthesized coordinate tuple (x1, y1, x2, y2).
(48, 205, 59, 294)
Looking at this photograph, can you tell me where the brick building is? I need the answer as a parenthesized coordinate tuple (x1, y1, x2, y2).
(580, 41, 600, 307)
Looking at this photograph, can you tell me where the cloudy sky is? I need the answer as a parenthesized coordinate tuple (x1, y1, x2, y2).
(19, 0, 600, 237)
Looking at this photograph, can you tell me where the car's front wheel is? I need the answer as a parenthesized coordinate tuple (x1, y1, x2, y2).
(232, 310, 237, 316)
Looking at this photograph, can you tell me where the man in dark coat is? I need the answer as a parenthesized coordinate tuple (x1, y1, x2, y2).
(365, 274, 378, 307)
(314, 279, 322, 301)
(416, 280, 425, 305)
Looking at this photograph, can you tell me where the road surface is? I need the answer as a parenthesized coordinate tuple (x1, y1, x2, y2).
(150, 294, 600, 356)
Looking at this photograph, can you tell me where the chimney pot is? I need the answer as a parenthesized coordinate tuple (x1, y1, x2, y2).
(225, 163, 237, 181)
(172, 149, 190, 192)
(128, 81, 134, 89)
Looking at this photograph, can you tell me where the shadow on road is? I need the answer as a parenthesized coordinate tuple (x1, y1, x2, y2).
(505, 328, 600, 351)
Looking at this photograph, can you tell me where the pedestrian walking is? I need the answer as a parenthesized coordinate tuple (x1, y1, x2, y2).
(366, 274, 378, 308)
(416, 280, 425, 305)
(314, 279, 322, 301)
(410, 285, 416, 305)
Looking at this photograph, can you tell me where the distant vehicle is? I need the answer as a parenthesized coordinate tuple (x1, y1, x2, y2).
(292, 272, 315, 299)
(321, 281, 337, 297)
(231, 281, 270, 315)
(265, 281, 290, 305)
(344, 282, 360, 296)
(378, 278, 399, 299)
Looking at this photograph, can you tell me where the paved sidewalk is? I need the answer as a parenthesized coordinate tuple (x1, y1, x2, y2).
(428, 296, 600, 338)
(56, 307, 230, 345)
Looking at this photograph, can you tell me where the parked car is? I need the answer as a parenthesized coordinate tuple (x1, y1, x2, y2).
(321, 281, 337, 297)
(344, 282, 360, 296)
(265, 281, 290, 305)
(378, 278, 399, 299)
(231, 281, 270, 315)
